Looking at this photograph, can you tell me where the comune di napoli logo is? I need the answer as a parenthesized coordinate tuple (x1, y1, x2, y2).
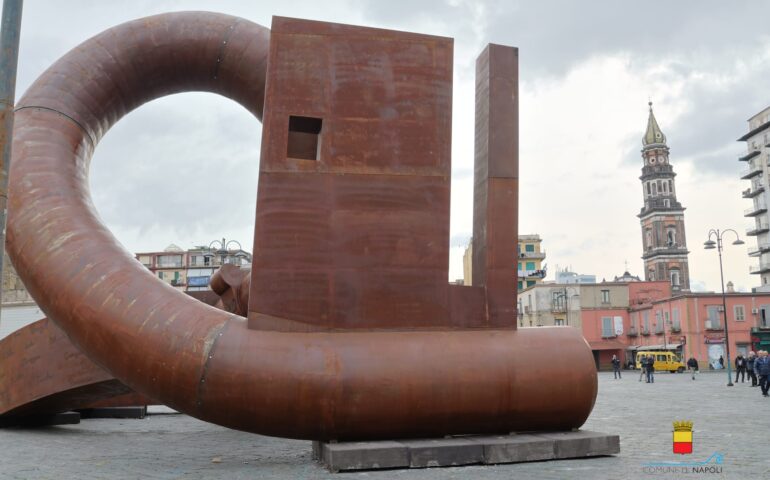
(641, 420, 725, 475)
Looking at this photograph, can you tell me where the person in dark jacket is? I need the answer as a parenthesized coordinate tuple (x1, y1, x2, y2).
(747, 351, 758, 387)
(719, 355, 724, 369)
(755, 350, 770, 397)
(645, 355, 655, 383)
(735, 354, 747, 383)
(687, 356, 699, 380)
(611, 354, 621, 379)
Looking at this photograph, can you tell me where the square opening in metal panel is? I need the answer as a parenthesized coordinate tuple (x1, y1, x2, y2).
(287, 115, 322, 160)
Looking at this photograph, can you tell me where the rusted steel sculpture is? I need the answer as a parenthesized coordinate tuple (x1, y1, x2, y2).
(4, 12, 597, 440)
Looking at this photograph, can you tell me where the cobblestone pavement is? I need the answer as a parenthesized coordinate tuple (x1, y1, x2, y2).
(1, 371, 768, 479)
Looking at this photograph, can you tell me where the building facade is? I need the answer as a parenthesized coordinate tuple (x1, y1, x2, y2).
(638, 102, 691, 292)
(135, 240, 252, 291)
(555, 269, 596, 284)
(738, 106, 770, 291)
(462, 234, 546, 291)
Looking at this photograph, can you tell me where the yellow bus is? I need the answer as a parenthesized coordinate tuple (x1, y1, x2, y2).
(635, 351, 685, 373)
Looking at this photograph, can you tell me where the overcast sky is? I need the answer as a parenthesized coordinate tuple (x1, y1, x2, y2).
(12, 1, 770, 292)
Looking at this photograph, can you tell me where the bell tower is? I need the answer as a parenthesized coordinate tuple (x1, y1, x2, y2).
(638, 102, 690, 291)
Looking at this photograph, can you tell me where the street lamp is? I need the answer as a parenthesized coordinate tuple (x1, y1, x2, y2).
(704, 228, 745, 387)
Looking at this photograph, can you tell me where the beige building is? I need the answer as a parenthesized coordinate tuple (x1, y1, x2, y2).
(517, 282, 581, 328)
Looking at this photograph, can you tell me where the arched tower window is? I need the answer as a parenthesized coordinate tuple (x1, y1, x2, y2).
(670, 270, 680, 288)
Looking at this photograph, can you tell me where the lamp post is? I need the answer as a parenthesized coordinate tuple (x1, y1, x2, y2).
(704, 228, 745, 387)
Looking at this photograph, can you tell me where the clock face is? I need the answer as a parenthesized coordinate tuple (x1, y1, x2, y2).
(650, 157, 656, 164)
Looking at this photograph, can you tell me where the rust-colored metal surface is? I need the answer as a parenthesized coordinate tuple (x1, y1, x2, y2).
(0, 318, 133, 417)
(210, 264, 251, 316)
(5, 11, 598, 440)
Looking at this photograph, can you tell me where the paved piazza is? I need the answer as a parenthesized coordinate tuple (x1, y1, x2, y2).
(0, 371, 767, 479)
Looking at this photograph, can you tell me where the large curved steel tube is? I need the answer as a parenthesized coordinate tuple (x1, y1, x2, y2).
(7, 12, 597, 440)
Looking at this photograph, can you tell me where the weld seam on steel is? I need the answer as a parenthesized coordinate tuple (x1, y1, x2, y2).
(14, 105, 96, 147)
(194, 317, 233, 412)
(212, 20, 240, 80)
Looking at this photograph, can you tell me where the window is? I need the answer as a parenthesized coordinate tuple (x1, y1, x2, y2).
(555, 319, 564, 326)
(667, 229, 676, 246)
(287, 115, 322, 160)
(157, 255, 183, 268)
(525, 262, 535, 270)
(649, 269, 655, 281)
(646, 182, 651, 195)
(601, 317, 614, 337)
(737, 344, 749, 357)
(655, 311, 663, 333)
(656, 354, 665, 362)
(630, 312, 638, 330)
(643, 311, 650, 332)
(672, 308, 680, 330)
(518, 262, 522, 270)
(706, 306, 721, 329)
(663, 199, 670, 207)
(158, 271, 164, 280)
(525, 244, 535, 252)
(670, 270, 680, 287)
(652, 183, 657, 195)
(517, 281, 523, 290)
(668, 180, 673, 192)
(646, 230, 652, 250)
(601, 290, 610, 303)
(526, 280, 536, 287)
(734, 305, 745, 322)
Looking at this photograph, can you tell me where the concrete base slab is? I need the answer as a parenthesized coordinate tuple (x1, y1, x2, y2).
(315, 430, 619, 472)
(0, 411, 81, 427)
(77, 406, 147, 419)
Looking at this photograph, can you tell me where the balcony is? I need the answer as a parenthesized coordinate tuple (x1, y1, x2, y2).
(739, 149, 761, 162)
(743, 185, 765, 198)
(627, 327, 638, 337)
(750, 262, 770, 274)
(748, 243, 770, 257)
(704, 320, 722, 331)
(746, 221, 770, 236)
(518, 269, 546, 279)
(745, 202, 768, 217)
(670, 324, 681, 333)
(601, 332, 617, 339)
(551, 304, 567, 313)
(519, 250, 546, 260)
(641, 327, 651, 336)
(740, 165, 763, 180)
(654, 326, 664, 335)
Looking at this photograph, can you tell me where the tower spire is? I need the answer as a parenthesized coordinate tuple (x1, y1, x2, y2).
(643, 101, 667, 146)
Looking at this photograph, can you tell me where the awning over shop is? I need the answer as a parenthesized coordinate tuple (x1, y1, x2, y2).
(588, 340, 627, 351)
(632, 343, 682, 351)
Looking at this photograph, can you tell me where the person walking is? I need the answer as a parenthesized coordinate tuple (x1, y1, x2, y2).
(611, 354, 621, 379)
(639, 355, 647, 382)
(645, 355, 655, 383)
(748, 351, 758, 387)
(719, 355, 725, 369)
(735, 354, 746, 383)
(687, 356, 699, 380)
(756, 350, 770, 397)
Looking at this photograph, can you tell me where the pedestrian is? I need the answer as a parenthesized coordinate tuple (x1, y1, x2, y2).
(756, 350, 770, 397)
(748, 351, 758, 387)
(645, 355, 655, 383)
(719, 355, 724, 369)
(735, 354, 746, 383)
(611, 354, 621, 379)
(687, 356, 699, 380)
(638, 355, 647, 382)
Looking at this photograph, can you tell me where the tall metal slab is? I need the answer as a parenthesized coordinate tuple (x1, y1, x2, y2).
(473, 44, 519, 327)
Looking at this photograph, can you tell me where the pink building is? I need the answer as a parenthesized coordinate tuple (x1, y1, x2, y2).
(585, 282, 770, 369)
